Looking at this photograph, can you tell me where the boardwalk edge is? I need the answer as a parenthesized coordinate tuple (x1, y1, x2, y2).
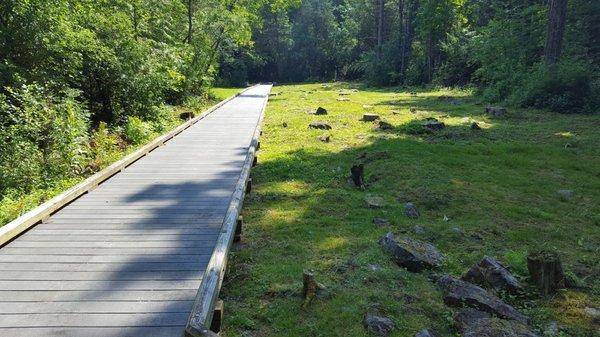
(0, 86, 258, 247)
(185, 84, 272, 336)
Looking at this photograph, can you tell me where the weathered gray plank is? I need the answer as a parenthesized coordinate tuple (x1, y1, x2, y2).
(0, 85, 271, 335)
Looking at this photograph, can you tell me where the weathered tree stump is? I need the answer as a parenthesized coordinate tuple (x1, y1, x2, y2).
(179, 111, 195, 121)
(351, 164, 365, 188)
(362, 114, 380, 121)
(527, 251, 566, 295)
(302, 270, 325, 307)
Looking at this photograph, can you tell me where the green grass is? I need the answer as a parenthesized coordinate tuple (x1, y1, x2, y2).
(222, 83, 600, 337)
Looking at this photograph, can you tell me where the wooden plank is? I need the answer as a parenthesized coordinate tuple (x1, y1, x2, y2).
(0, 280, 201, 291)
(186, 85, 273, 336)
(0, 290, 198, 302)
(0, 313, 189, 327)
(0, 87, 254, 247)
(0, 246, 215, 255)
(0, 255, 210, 263)
(0, 327, 185, 337)
(0, 262, 205, 272)
(0, 301, 194, 314)
(0, 270, 204, 281)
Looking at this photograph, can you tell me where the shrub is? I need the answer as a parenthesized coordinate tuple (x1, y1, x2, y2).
(514, 60, 597, 113)
(124, 116, 152, 145)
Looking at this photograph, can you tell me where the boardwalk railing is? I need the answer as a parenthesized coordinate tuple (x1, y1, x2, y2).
(0, 86, 256, 247)
(185, 85, 271, 337)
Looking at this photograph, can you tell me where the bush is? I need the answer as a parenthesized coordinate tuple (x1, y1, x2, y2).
(124, 116, 152, 145)
(0, 85, 90, 194)
(514, 60, 597, 113)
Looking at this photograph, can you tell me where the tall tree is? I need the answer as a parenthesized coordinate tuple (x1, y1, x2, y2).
(376, 0, 384, 58)
(544, 0, 568, 64)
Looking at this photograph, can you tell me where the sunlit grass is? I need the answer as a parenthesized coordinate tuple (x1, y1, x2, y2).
(222, 82, 599, 337)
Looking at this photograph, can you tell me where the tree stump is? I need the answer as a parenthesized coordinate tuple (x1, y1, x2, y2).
(302, 270, 325, 307)
(351, 164, 365, 188)
(527, 251, 566, 295)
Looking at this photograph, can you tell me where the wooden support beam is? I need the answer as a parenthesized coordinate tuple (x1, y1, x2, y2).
(252, 156, 258, 167)
(234, 216, 243, 243)
(256, 141, 261, 151)
(210, 300, 224, 333)
(246, 178, 252, 194)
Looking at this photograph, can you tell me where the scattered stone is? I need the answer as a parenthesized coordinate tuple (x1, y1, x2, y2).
(410, 92, 417, 96)
(377, 121, 393, 130)
(366, 195, 385, 208)
(462, 256, 522, 294)
(544, 321, 559, 335)
(404, 202, 420, 218)
(308, 107, 328, 115)
(451, 227, 465, 235)
(391, 110, 400, 115)
(318, 135, 331, 143)
(414, 225, 425, 234)
(422, 118, 445, 131)
(339, 91, 351, 96)
(282, 122, 288, 128)
(302, 270, 325, 307)
(373, 218, 391, 226)
(362, 114, 380, 122)
(443, 215, 450, 222)
(351, 164, 365, 188)
(363, 314, 395, 337)
(471, 122, 481, 130)
(309, 122, 332, 130)
(241, 331, 255, 337)
(269, 92, 281, 97)
(363, 105, 374, 109)
(337, 97, 350, 102)
(437, 95, 453, 101)
(485, 106, 506, 117)
(410, 107, 417, 113)
(556, 189, 574, 201)
(454, 309, 538, 337)
(437, 275, 530, 324)
(415, 329, 436, 337)
(527, 251, 566, 295)
(450, 99, 463, 105)
(584, 307, 600, 319)
(368, 264, 382, 272)
(379, 232, 443, 272)
(179, 111, 195, 120)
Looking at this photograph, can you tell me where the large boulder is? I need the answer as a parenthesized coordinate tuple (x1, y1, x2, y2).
(454, 309, 538, 337)
(363, 314, 394, 336)
(462, 256, 522, 294)
(437, 275, 529, 324)
(379, 232, 443, 272)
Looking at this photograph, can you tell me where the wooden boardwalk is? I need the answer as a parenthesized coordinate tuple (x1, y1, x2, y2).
(0, 85, 272, 337)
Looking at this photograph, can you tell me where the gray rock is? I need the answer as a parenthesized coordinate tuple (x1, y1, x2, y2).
(363, 314, 394, 336)
(179, 111, 195, 120)
(414, 225, 425, 234)
(471, 122, 481, 130)
(422, 118, 445, 131)
(462, 256, 522, 294)
(308, 107, 328, 115)
(485, 106, 506, 117)
(282, 122, 288, 128)
(544, 321, 559, 335)
(337, 97, 350, 102)
(362, 114, 380, 121)
(437, 275, 529, 324)
(379, 232, 443, 272)
(415, 329, 436, 337)
(366, 195, 385, 208)
(373, 218, 391, 226)
(454, 309, 538, 337)
(318, 135, 331, 143)
(309, 122, 332, 130)
(451, 227, 465, 235)
(557, 189, 574, 201)
(377, 120, 394, 130)
(584, 307, 600, 319)
(404, 202, 420, 218)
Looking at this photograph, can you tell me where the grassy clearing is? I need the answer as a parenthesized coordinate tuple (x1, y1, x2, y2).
(0, 88, 241, 226)
(222, 83, 599, 336)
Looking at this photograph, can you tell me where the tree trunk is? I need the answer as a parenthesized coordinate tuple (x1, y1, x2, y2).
(377, 0, 384, 59)
(398, 0, 405, 75)
(544, 0, 567, 64)
(186, 0, 193, 44)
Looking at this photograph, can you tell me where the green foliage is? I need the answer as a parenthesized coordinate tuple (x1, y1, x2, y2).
(124, 116, 152, 145)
